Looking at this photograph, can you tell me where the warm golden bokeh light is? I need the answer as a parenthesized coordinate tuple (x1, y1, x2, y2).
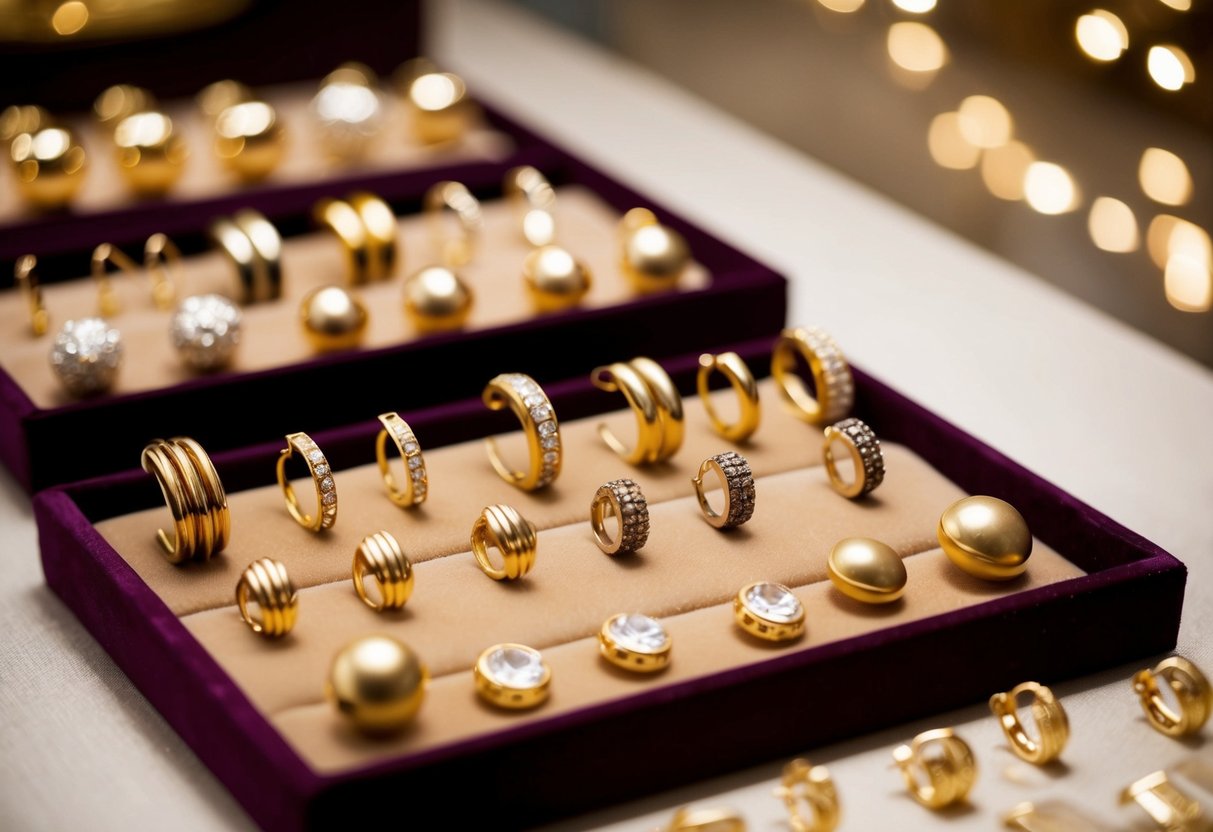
(1147, 215, 1212, 270)
(1165, 255, 1212, 312)
(1156, 0, 1192, 11)
(1088, 197, 1139, 252)
(817, 0, 866, 12)
(980, 141, 1034, 200)
(51, 1, 89, 36)
(1139, 148, 1193, 206)
(1147, 45, 1195, 91)
(891, 0, 936, 13)
(887, 22, 948, 75)
(928, 113, 980, 170)
(1075, 11, 1128, 62)
(957, 95, 1012, 149)
(1024, 162, 1079, 215)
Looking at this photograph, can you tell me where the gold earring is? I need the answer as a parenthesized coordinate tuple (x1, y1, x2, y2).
(892, 728, 977, 809)
(771, 326, 853, 426)
(209, 209, 283, 304)
(506, 166, 591, 311)
(482, 373, 562, 491)
(473, 643, 551, 710)
(236, 558, 298, 638)
(592, 357, 684, 464)
(327, 635, 427, 735)
(141, 436, 230, 564)
(199, 79, 285, 181)
(310, 64, 385, 161)
(938, 495, 1032, 581)
(9, 121, 88, 209)
(112, 110, 188, 197)
(697, 352, 760, 442)
(989, 681, 1069, 765)
(299, 285, 369, 352)
(773, 758, 840, 832)
(691, 451, 755, 529)
(1119, 771, 1205, 832)
(619, 207, 690, 294)
(398, 60, 476, 145)
(665, 806, 746, 832)
(315, 191, 398, 285)
(403, 181, 478, 332)
(14, 255, 48, 336)
(470, 504, 538, 581)
(822, 418, 884, 499)
(1133, 655, 1212, 738)
(91, 242, 140, 318)
(351, 530, 414, 612)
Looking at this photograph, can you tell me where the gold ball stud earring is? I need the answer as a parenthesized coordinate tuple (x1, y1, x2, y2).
(14, 255, 49, 337)
(112, 111, 188, 196)
(1132, 656, 1212, 738)
(938, 495, 1032, 581)
(827, 538, 907, 604)
(299, 285, 369, 352)
(213, 99, 286, 183)
(473, 643, 551, 710)
(989, 681, 1069, 765)
(235, 558, 298, 638)
(326, 635, 428, 735)
(506, 166, 591, 311)
(9, 124, 87, 209)
(773, 758, 840, 832)
(399, 60, 476, 145)
(892, 728, 977, 810)
(619, 207, 690, 294)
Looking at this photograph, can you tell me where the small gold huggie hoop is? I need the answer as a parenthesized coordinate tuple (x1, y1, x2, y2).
(470, 504, 538, 581)
(988, 681, 1069, 765)
(892, 728, 977, 810)
(425, 180, 482, 268)
(352, 530, 414, 612)
(773, 758, 840, 832)
(91, 242, 141, 318)
(143, 233, 180, 310)
(14, 254, 48, 336)
(697, 352, 760, 442)
(1133, 655, 1212, 738)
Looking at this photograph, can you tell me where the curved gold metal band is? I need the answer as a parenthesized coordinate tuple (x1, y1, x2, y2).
(692, 451, 756, 529)
(592, 357, 683, 465)
(375, 412, 427, 507)
(775, 758, 840, 832)
(697, 351, 760, 442)
(470, 504, 537, 581)
(91, 242, 139, 318)
(14, 254, 48, 337)
(989, 681, 1069, 765)
(482, 373, 561, 491)
(315, 192, 398, 285)
(425, 180, 482, 268)
(210, 210, 282, 304)
(142, 233, 180, 310)
(276, 432, 336, 532)
(140, 436, 229, 564)
(1133, 656, 1213, 738)
(505, 165, 557, 247)
(236, 557, 298, 637)
(771, 326, 854, 426)
(892, 728, 977, 809)
(590, 479, 650, 555)
(352, 530, 414, 611)
(822, 417, 885, 499)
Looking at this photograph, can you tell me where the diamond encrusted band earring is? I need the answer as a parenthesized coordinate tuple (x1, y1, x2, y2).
(590, 479, 650, 556)
(691, 451, 755, 529)
(375, 413, 428, 507)
(822, 417, 884, 499)
(771, 326, 854, 426)
(482, 373, 562, 491)
(276, 432, 337, 531)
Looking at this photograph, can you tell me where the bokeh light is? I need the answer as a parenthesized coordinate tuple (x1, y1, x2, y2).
(1088, 197, 1139, 252)
(981, 141, 1034, 200)
(1147, 45, 1195, 91)
(928, 113, 979, 170)
(957, 95, 1012, 148)
(1024, 162, 1079, 214)
(1138, 148, 1193, 206)
(1075, 11, 1128, 62)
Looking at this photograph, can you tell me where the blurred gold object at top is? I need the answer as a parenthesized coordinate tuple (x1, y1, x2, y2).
(397, 59, 477, 145)
(0, 0, 250, 42)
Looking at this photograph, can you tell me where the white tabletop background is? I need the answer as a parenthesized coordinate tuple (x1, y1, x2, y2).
(2, 2, 1211, 829)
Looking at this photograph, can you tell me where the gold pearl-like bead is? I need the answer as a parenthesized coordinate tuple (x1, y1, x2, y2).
(523, 245, 591, 312)
(938, 495, 1032, 581)
(404, 71, 474, 145)
(10, 126, 87, 209)
(326, 635, 428, 735)
(620, 208, 690, 294)
(827, 537, 908, 603)
(403, 265, 473, 333)
(214, 100, 285, 182)
(300, 285, 369, 352)
(94, 85, 157, 132)
(113, 111, 188, 196)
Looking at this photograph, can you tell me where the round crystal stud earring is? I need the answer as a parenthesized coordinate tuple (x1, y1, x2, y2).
(170, 294, 242, 371)
(49, 317, 123, 396)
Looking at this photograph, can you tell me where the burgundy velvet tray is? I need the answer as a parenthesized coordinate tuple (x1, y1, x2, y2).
(0, 138, 787, 493)
(35, 336, 1186, 831)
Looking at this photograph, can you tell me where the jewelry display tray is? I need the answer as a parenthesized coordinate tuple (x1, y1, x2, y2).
(0, 111, 785, 493)
(34, 337, 1186, 831)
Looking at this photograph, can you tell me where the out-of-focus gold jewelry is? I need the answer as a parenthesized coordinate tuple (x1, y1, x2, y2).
(94, 85, 156, 132)
(771, 326, 853, 426)
(236, 558, 298, 638)
(352, 530, 414, 612)
(93, 241, 174, 317)
(692, 451, 755, 529)
(1133, 656, 1212, 738)
(773, 758, 839, 832)
(665, 806, 747, 832)
(14, 255, 48, 336)
(375, 412, 427, 507)
(198, 80, 284, 181)
(470, 504, 538, 581)
(482, 372, 562, 491)
(112, 110, 188, 196)
(399, 59, 476, 145)
(592, 357, 683, 465)
(315, 192, 398, 285)
(506, 166, 591, 312)
(141, 436, 229, 564)
(9, 123, 87, 209)
(697, 352, 760, 442)
(822, 417, 884, 499)
(311, 63, 384, 161)
(892, 728, 977, 810)
(402, 180, 478, 332)
(425, 179, 481, 268)
(1119, 771, 1205, 832)
(989, 681, 1069, 765)
(619, 207, 690, 294)
(276, 431, 337, 532)
(299, 285, 368, 352)
(209, 209, 283, 304)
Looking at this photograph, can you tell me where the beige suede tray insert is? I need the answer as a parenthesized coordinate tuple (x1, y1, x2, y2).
(94, 378, 1084, 774)
(0, 185, 708, 409)
(0, 81, 513, 220)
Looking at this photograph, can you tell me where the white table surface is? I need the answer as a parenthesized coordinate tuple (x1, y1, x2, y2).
(2, 2, 1211, 829)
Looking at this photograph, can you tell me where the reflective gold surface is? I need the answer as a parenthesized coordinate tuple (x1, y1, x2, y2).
(619, 207, 690, 293)
(326, 635, 427, 735)
(214, 100, 285, 182)
(299, 285, 368, 352)
(937, 495, 1032, 581)
(112, 111, 186, 196)
(403, 266, 472, 333)
(523, 245, 591, 311)
(9, 125, 87, 208)
(827, 537, 907, 603)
